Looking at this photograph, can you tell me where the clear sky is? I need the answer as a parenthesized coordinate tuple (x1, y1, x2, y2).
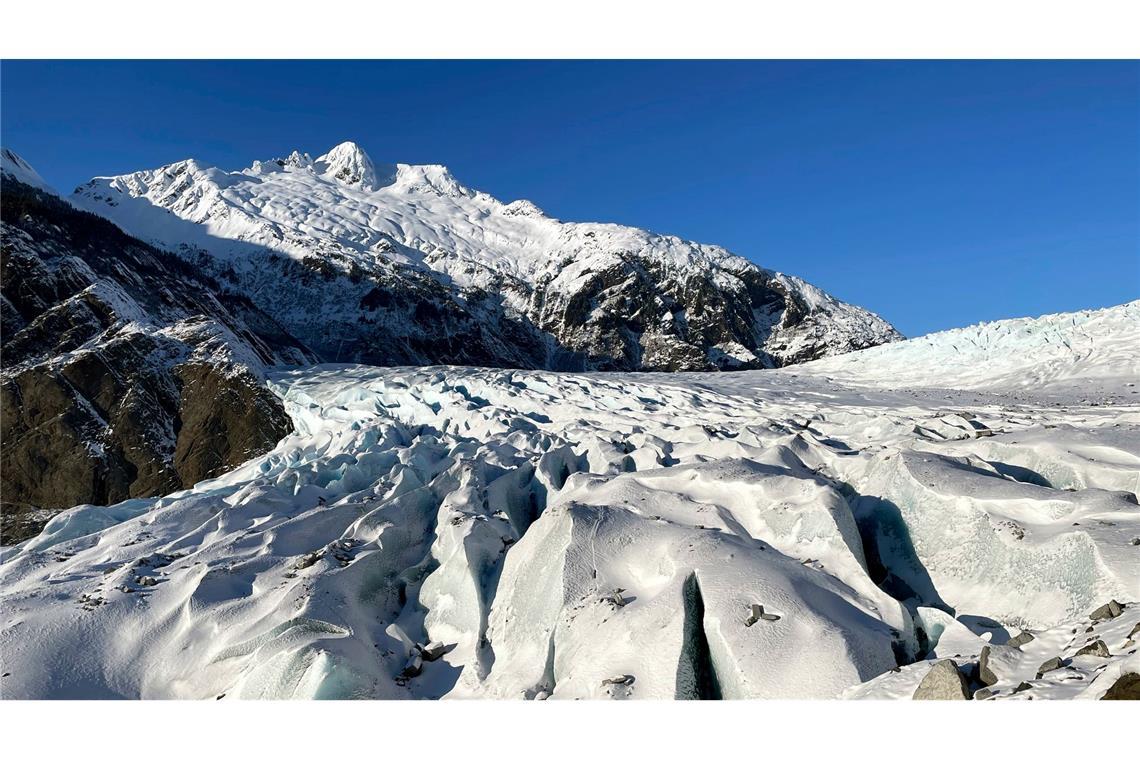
(2, 60, 1137, 336)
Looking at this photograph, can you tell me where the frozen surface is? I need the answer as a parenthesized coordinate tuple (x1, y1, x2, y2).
(796, 301, 1140, 397)
(1, 303, 1137, 699)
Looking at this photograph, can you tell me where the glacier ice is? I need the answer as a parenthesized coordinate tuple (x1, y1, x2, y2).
(1, 302, 1137, 699)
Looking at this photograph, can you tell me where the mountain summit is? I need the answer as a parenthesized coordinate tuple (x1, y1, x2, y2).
(313, 140, 383, 190)
(70, 141, 902, 371)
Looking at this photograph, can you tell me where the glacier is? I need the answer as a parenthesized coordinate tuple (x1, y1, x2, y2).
(1, 301, 1137, 700)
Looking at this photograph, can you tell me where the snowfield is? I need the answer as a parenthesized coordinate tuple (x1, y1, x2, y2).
(796, 300, 1140, 396)
(1, 302, 1138, 699)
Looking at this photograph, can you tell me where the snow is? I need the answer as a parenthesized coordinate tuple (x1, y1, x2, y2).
(1, 148, 54, 194)
(794, 300, 1140, 396)
(1, 302, 1136, 699)
(312, 141, 387, 191)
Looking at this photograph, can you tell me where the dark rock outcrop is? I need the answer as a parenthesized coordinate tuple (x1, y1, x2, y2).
(1, 179, 306, 543)
(531, 254, 885, 371)
(1101, 672, 1140, 700)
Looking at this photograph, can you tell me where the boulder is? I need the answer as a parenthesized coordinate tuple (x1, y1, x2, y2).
(744, 603, 780, 627)
(418, 641, 447, 662)
(400, 654, 423, 679)
(913, 660, 969, 700)
(978, 644, 1020, 686)
(744, 604, 761, 627)
(1007, 630, 1035, 648)
(601, 674, 635, 686)
(1036, 657, 1063, 677)
(1089, 600, 1124, 621)
(1074, 640, 1110, 658)
(1101, 672, 1140, 700)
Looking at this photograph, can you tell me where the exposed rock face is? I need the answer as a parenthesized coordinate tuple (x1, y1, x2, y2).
(530, 253, 889, 370)
(1, 179, 306, 543)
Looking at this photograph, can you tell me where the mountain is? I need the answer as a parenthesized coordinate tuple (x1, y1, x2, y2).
(2, 148, 53, 193)
(1, 302, 1135, 699)
(0, 167, 315, 543)
(71, 141, 902, 371)
(1, 145, 899, 540)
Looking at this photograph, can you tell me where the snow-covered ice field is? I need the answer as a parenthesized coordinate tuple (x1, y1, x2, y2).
(2, 302, 1138, 699)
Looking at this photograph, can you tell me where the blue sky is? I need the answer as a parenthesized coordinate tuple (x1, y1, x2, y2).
(2, 60, 1137, 336)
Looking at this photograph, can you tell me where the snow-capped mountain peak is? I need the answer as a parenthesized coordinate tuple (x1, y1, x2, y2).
(390, 162, 471, 197)
(250, 142, 467, 198)
(283, 150, 313, 169)
(313, 140, 384, 190)
(499, 198, 548, 218)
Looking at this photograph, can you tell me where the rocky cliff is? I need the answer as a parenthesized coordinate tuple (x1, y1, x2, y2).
(1, 176, 312, 542)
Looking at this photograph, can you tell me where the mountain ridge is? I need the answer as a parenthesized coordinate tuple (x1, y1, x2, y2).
(69, 141, 903, 371)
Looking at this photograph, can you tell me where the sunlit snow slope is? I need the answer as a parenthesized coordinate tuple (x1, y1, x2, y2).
(1, 148, 53, 194)
(1, 303, 1137, 700)
(795, 301, 1140, 395)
